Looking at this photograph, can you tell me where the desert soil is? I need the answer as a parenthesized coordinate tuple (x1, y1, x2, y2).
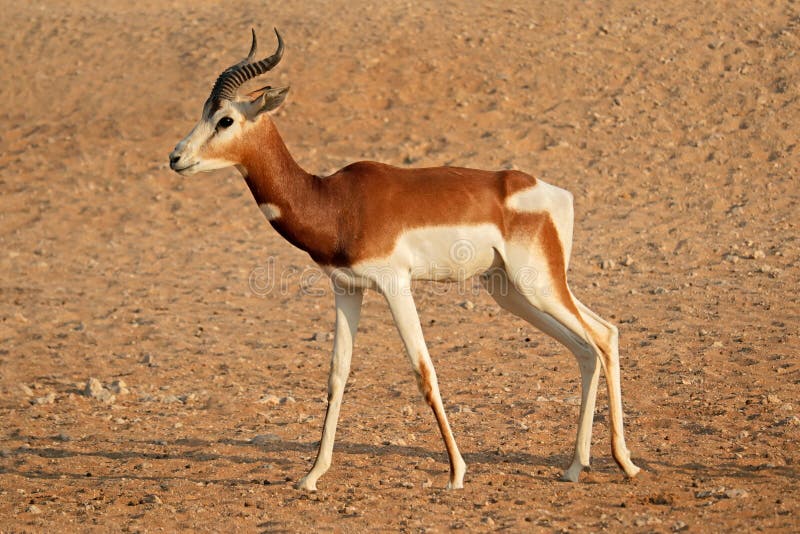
(1, 0, 798, 532)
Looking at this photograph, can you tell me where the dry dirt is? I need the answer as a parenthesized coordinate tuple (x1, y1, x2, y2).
(1, 0, 799, 532)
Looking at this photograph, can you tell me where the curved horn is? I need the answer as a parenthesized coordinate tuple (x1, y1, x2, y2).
(209, 28, 284, 105)
(246, 28, 258, 63)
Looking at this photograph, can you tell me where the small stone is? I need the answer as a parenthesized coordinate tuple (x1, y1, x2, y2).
(109, 380, 129, 395)
(161, 395, 182, 404)
(141, 494, 162, 504)
(257, 394, 281, 405)
(459, 300, 475, 310)
(401, 405, 414, 417)
(767, 394, 781, 404)
(55, 433, 72, 442)
(780, 403, 793, 412)
(482, 516, 495, 526)
(32, 392, 56, 405)
(600, 259, 616, 270)
(342, 505, 357, 515)
(711, 341, 724, 348)
(26, 504, 41, 514)
(723, 253, 740, 263)
(18, 384, 34, 396)
(672, 521, 689, 532)
(751, 250, 766, 259)
(651, 287, 668, 295)
(251, 434, 280, 445)
(140, 353, 156, 365)
(621, 255, 634, 266)
(306, 332, 333, 342)
(280, 396, 296, 404)
(84, 378, 104, 398)
(724, 488, 748, 499)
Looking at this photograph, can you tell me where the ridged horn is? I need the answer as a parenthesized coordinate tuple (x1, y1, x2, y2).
(208, 28, 284, 105)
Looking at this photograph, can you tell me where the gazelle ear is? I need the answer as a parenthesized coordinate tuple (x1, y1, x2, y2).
(246, 85, 290, 117)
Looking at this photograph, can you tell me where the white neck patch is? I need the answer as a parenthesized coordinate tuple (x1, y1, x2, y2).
(259, 203, 282, 221)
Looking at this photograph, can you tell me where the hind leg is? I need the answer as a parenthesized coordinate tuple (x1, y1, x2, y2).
(483, 269, 601, 481)
(574, 298, 640, 478)
(484, 262, 640, 480)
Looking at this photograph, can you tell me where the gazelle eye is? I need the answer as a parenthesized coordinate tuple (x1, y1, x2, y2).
(217, 116, 234, 129)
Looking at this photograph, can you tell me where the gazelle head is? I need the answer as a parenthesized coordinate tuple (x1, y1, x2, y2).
(169, 29, 289, 175)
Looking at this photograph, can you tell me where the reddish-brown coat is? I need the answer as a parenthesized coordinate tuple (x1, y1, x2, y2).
(224, 116, 550, 267)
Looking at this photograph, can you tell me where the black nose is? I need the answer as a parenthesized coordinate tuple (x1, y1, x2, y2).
(169, 154, 181, 169)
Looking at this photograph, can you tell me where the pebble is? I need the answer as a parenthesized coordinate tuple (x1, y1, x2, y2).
(459, 300, 475, 310)
(672, 521, 689, 532)
(251, 434, 281, 445)
(83, 378, 115, 403)
(25, 504, 41, 514)
(109, 380, 129, 395)
(55, 432, 72, 442)
(141, 494, 162, 504)
(31, 392, 56, 405)
(306, 332, 333, 342)
(258, 394, 281, 405)
(600, 259, 615, 270)
(280, 396, 296, 404)
(621, 255, 635, 266)
(140, 353, 156, 366)
(751, 250, 766, 259)
(652, 287, 668, 295)
(725, 488, 748, 499)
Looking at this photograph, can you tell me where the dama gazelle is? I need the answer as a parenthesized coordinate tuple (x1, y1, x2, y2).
(169, 29, 641, 490)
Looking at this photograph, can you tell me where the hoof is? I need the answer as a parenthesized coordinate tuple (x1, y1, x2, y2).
(562, 458, 588, 482)
(624, 463, 642, 479)
(445, 459, 466, 489)
(446, 480, 464, 490)
(296, 477, 318, 492)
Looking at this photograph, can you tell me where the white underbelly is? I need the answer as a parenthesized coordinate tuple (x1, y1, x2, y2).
(321, 224, 504, 290)
(384, 224, 503, 281)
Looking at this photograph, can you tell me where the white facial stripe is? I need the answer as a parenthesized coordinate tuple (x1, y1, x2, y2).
(259, 203, 282, 220)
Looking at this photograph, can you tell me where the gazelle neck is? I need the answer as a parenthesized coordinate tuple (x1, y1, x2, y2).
(237, 115, 315, 207)
(236, 116, 340, 263)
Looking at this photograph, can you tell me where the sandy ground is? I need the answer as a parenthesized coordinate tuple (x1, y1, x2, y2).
(1, 0, 798, 531)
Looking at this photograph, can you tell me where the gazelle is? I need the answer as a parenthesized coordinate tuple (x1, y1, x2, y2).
(169, 29, 641, 490)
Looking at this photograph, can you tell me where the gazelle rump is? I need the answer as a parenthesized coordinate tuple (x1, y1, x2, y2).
(169, 29, 641, 490)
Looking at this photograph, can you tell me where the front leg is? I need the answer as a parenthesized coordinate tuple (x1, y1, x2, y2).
(382, 279, 466, 489)
(297, 288, 363, 491)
